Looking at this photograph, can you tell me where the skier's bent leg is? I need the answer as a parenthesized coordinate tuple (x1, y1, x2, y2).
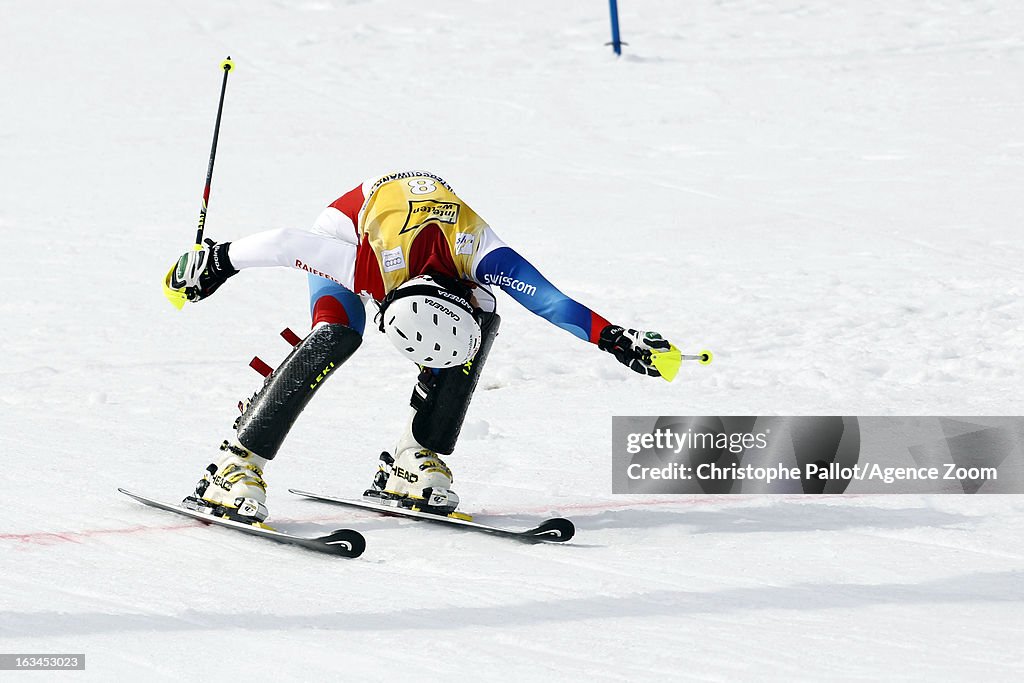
(187, 280, 364, 522)
(189, 322, 362, 521)
(368, 312, 501, 513)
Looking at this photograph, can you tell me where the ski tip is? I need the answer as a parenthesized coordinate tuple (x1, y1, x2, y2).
(317, 529, 366, 558)
(529, 518, 575, 543)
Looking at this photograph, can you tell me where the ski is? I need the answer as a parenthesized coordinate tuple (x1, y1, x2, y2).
(118, 488, 366, 558)
(288, 489, 575, 543)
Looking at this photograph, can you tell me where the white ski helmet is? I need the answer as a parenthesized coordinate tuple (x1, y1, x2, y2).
(379, 274, 482, 368)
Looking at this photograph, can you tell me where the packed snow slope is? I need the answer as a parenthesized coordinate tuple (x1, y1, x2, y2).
(1, 1, 1022, 680)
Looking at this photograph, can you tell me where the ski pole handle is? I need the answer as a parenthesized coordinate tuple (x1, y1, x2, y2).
(195, 56, 234, 249)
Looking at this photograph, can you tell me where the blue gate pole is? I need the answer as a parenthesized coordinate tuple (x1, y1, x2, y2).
(608, 0, 623, 55)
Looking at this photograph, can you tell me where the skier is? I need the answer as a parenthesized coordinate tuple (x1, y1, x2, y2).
(165, 170, 681, 522)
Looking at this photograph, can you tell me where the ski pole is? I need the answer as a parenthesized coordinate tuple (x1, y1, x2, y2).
(163, 56, 235, 309)
(195, 56, 235, 248)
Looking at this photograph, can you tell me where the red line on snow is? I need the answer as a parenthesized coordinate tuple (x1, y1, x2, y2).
(0, 495, 860, 547)
(0, 523, 199, 545)
(0, 513, 345, 546)
(480, 493, 852, 516)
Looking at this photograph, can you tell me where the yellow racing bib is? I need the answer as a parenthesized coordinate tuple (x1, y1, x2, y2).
(357, 171, 488, 293)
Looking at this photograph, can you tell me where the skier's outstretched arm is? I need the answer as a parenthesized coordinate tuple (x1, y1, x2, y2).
(166, 227, 358, 301)
(473, 230, 676, 379)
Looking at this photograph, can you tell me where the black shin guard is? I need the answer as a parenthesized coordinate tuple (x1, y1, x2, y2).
(236, 323, 362, 458)
(410, 312, 500, 455)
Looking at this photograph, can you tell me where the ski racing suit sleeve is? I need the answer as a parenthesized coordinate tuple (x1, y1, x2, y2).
(227, 227, 358, 289)
(222, 182, 365, 289)
(472, 227, 611, 344)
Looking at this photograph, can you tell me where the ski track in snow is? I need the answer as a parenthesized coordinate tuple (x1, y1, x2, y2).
(2, 0, 1023, 680)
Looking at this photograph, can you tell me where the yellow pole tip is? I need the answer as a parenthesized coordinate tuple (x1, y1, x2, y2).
(221, 58, 234, 72)
(699, 350, 714, 365)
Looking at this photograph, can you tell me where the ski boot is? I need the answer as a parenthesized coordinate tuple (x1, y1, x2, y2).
(183, 439, 270, 523)
(364, 448, 461, 514)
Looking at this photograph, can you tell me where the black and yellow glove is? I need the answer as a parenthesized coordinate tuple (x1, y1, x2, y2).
(598, 326, 674, 378)
(165, 239, 238, 305)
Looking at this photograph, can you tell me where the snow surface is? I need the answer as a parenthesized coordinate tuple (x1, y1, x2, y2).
(1, 0, 1023, 680)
